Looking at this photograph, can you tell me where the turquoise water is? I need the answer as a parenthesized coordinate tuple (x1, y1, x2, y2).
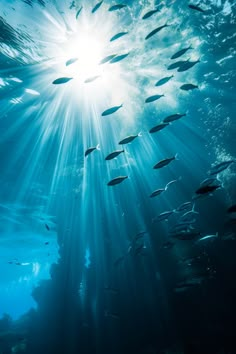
(0, 1, 236, 353)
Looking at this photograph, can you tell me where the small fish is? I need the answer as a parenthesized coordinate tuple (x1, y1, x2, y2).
(209, 160, 235, 175)
(171, 45, 192, 60)
(197, 233, 218, 242)
(155, 75, 173, 86)
(52, 77, 73, 85)
(69, 1, 75, 9)
(45, 241, 49, 245)
(145, 23, 169, 40)
(91, 0, 103, 13)
(195, 184, 220, 195)
(157, 210, 175, 221)
(102, 104, 123, 116)
(85, 144, 100, 157)
(180, 208, 199, 223)
(99, 54, 117, 65)
(109, 53, 129, 64)
(108, 4, 127, 11)
(180, 83, 198, 91)
(188, 4, 205, 12)
(142, 8, 160, 20)
(76, 6, 83, 19)
(167, 59, 190, 70)
(150, 188, 165, 198)
(84, 75, 100, 83)
(176, 201, 193, 212)
(107, 176, 128, 186)
(105, 150, 124, 160)
(119, 132, 142, 145)
(145, 94, 164, 103)
(163, 113, 186, 123)
(177, 59, 200, 72)
(227, 205, 236, 213)
(45, 224, 50, 231)
(110, 31, 128, 42)
(153, 155, 178, 169)
(149, 122, 169, 133)
(65, 57, 78, 66)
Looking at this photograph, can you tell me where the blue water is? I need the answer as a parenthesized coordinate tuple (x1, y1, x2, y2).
(0, 0, 236, 353)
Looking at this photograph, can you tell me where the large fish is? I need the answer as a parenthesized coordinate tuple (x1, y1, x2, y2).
(149, 122, 169, 133)
(119, 133, 142, 145)
(155, 75, 173, 86)
(108, 4, 127, 11)
(209, 160, 235, 175)
(195, 184, 220, 195)
(171, 45, 192, 60)
(145, 23, 169, 40)
(163, 113, 186, 123)
(142, 8, 159, 20)
(52, 77, 73, 85)
(102, 104, 123, 116)
(107, 176, 128, 186)
(110, 31, 128, 42)
(105, 150, 124, 160)
(109, 53, 129, 64)
(91, 1, 103, 13)
(145, 94, 164, 103)
(153, 155, 177, 169)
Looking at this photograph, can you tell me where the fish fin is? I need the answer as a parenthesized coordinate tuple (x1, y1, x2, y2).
(96, 144, 100, 150)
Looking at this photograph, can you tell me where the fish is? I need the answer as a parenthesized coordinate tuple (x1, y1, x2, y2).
(110, 31, 128, 42)
(171, 229, 201, 240)
(200, 177, 220, 187)
(177, 59, 200, 72)
(195, 184, 221, 195)
(180, 83, 198, 91)
(142, 8, 160, 20)
(107, 176, 128, 186)
(76, 6, 83, 19)
(52, 77, 73, 85)
(45, 224, 50, 231)
(99, 54, 117, 64)
(197, 233, 218, 242)
(167, 59, 190, 70)
(175, 201, 193, 212)
(69, 1, 75, 9)
(45, 241, 49, 245)
(150, 188, 165, 198)
(149, 122, 169, 133)
(108, 4, 127, 11)
(153, 155, 178, 169)
(102, 104, 123, 116)
(145, 23, 169, 40)
(156, 210, 175, 221)
(209, 160, 235, 175)
(84, 75, 100, 83)
(145, 94, 164, 103)
(119, 133, 142, 145)
(163, 113, 186, 123)
(91, 0, 103, 13)
(171, 45, 192, 60)
(155, 75, 173, 86)
(180, 208, 199, 223)
(227, 205, 236, 213)
(109, 53, 129, 63)
(65, 57, 78, 66)
(188, 4, 205, 12)
(105, 150, 124, 160)
(85, 144, 100, 157)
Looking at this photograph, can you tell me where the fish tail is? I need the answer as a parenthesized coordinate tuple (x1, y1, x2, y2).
(96, 144, 100, 150)
(138, 132, 142, 137)
(175, 153, 179, 160)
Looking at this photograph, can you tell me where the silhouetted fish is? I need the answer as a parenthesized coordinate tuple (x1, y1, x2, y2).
(153, 155, 177, 169)
(145, 94, 164, 103)
(76, 6, 83, 19)
(91, 0, 103, 13)
(109, 53, 129, 63)
(45, 224, 50, 231)
(177, 59, 200, 72)
(227, 205, 236, 213)
(145, 23, 169, 40)
(99, 54, 117, 64)
(149, 122, 169, 133)
(119, 133, 142, 144)
(107, 176, 128, 186)
(52, 77, 73, 85)
(155, 75, 173, 86)
(110, 31, 128, 42)
(163, 113, 186, 123)
(180, 83, 198, 91)
(102, 104, 122, 116)
(142, 8, 159, 19)
(188, 4, 205, 12)
(209, 160, 235, 175)
(65, 57, 78, 66)
(105, 150, 124, 160)
(167, 59, 190, 70)
(171, 45, 192, 59)
(85, 144, 100, 157)
(195, 184, 220, 195)
(108, 4, 127, 11)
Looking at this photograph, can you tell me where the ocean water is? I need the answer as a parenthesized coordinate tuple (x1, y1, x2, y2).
(0, 0, 236, 353)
